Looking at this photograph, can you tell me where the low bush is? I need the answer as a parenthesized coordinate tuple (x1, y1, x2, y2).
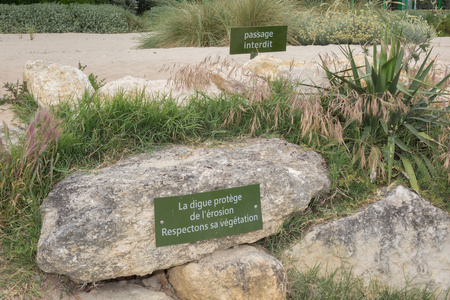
(295, 8, 380, 45)
(1, 0, 109, 4)
(294, 1, 436, 45)
(0, 3, 133, 33)
(400, 9, 450, 37)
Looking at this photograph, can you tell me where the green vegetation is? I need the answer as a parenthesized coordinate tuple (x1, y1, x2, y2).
(397, 9, 450, 37)
(295, 3, 437, 45)
(286, 265, 446, 299)
(318, 30, 450, 192)
(0, 3, 146, 33)
(1, 0, 109, 4)
(0, 0, 440, 39)
(139, 0, 436, 48)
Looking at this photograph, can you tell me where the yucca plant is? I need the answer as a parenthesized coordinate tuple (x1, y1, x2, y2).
(319, 30, 450, 191)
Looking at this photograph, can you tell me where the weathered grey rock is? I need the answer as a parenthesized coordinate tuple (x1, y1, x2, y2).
(98, 75, 222, 103)
(168, 245, 286, 300)
(37, 138, 330, 282)
(165, 55, 271, 102)
(74, 282, 174, 300)
(0, 122, 25, 149)
(23, 60, 94, 106)
(243, 55, 329, 91)
(142, 275, 162, 290)
(283, 186, 450, 293)
(98, 76, 175, 99)
(0, 104, 25, 147)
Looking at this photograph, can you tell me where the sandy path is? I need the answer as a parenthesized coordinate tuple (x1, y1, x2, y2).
(1, 33, 449, 97)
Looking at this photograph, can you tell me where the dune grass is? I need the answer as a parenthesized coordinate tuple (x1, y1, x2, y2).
(139, 0, 300, 48)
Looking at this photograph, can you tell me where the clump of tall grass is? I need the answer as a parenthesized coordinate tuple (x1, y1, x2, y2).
(140, 0, 226, 48)
(222, 0, 300, 44)
(0, 108, 63, 299)
(0, 108, 61, 215)
(139, 0, 300, 48)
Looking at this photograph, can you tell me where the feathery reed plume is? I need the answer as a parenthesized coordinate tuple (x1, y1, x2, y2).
(162, 55, 272, 102)
(1, 107, 61, 211)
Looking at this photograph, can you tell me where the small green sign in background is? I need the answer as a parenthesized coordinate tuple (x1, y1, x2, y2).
(230, 25, 287, 55)
(154, 184, 262, 247)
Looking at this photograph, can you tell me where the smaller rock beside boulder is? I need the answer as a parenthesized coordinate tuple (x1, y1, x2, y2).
(283, 186, 450, 293)
(168, 245, 286, 300)
(98, 75, 221, 102)
(0, 104, 25, 148)
(74, 282, 174, 300)
(243, 55, 329, 90)
(23, 60, 94, 107)
(98, 76, 171, 99)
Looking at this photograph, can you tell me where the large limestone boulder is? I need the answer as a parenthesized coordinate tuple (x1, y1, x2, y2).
(37, 138, 330, 282)
(23, 60, 94, 106)
(284, 186, 450, 293)
(168, 245, 286, 300)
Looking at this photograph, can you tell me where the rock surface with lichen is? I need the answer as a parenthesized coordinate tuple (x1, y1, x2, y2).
(37, 138, 330, 282)
(283, 186, 450, 293)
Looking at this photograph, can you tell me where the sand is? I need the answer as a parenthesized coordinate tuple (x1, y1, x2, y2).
(1, 33, 449, 98)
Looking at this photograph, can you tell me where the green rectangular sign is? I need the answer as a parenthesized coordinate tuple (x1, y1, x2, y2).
(230, 25, 287, 55)
(154, 184, 262, 247)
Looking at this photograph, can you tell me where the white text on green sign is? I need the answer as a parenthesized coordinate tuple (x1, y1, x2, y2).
(154, 184, 263, 247)
(230, 25, 287, 55)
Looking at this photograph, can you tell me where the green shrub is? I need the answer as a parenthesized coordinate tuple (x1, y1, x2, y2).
(294, 1, 436, 45)
(404, 9, 450, 37)
(439, 14, 450, 36)
(0, 0, 109, 4)
(387, 11, 437, 43)
(69, 4, 131, 33)
(0, 3, 132, 33)
(295, 9, 380, 45)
